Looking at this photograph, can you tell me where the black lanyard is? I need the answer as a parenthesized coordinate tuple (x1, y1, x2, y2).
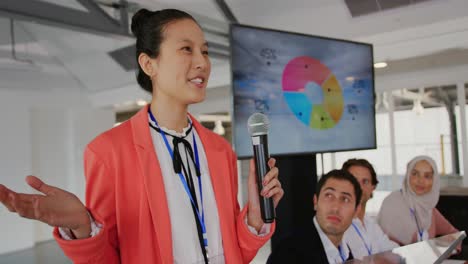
(148, 109, 209, 263)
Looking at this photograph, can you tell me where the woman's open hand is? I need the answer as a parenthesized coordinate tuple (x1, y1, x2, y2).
(0, 176, 91, 238)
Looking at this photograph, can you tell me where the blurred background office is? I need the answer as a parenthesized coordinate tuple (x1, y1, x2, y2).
(1, 0, 468, 263)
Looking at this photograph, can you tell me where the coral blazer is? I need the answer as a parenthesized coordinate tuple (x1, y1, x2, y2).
(53, 105, 275, 263)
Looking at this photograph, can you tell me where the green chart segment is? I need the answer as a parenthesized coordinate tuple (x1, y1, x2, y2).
(311, 105, 336, 129)
(282, 56, 344, 130)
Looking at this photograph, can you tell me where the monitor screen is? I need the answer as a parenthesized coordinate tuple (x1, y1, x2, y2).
(230, 24, 376, 159)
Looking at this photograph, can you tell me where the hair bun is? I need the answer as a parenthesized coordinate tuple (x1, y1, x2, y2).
(131, 8, 154, 37)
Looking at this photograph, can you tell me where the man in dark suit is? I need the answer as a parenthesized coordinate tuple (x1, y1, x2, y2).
(267, 169, 362, 263)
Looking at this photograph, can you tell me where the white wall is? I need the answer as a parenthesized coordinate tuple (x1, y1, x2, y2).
(67, 108, 115, 201)
(0, 91, 35, 254)
(0, 89, 114, 254)
(31, 109, 70, 243)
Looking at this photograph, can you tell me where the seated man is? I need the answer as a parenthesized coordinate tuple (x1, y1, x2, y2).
(267, 169, 362, 264)
(342, 159, 398, 259)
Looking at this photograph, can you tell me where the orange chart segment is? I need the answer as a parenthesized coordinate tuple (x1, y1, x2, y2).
(322, 75, 344, 123)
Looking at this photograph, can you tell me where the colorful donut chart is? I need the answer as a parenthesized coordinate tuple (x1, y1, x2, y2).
(282, 56, 344, 130)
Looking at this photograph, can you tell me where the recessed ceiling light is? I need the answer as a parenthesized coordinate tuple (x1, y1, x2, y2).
(136, 99, 147, 106)
(213, 120, 225, 135)
(374, 62, 388, 69)
(412, 99, 424, 115)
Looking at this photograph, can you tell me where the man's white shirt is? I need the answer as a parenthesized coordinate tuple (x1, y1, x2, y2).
(314, 217, 350, 264)
(343, 216, 399, 259)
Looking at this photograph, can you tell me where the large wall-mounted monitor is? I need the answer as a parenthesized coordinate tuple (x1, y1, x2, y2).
(230, 24, 376, 159)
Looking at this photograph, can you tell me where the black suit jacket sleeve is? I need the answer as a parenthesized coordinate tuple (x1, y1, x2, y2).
(267, 224, 329, 264)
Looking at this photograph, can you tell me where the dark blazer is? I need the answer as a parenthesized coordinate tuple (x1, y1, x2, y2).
(267, 222, 329, 264)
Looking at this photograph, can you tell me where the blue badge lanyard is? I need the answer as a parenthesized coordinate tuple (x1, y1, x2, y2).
(400, 189, 424, 242)
(338, 244, 347, 262)
(148, 110, 207, 250)
(410, 208, 424, 241)
(351, 222, 372, 255)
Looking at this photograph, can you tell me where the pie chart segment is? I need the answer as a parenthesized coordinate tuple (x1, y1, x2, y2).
(282, 56, 331, 92)
(282, 56, 344, 130)
(283, 92, 312, 125)
(310, 105, 336, 129)
(322, 74, 344, 123)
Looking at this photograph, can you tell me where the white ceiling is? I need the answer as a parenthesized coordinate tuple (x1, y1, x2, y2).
(40, 0, 89, 12)
(0, 0, 467, 113)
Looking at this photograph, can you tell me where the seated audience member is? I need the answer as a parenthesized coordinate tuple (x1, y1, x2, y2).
(267, 169, 362, 264)
(378, 156, 458, 246)
(342, 159, 398, 259)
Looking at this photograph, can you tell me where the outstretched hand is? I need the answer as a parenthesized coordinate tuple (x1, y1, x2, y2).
(0, 176, 91, 239)
(247, 158, 283, 231)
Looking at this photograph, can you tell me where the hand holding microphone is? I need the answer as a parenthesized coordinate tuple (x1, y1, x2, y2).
(246, 113, 283, 229)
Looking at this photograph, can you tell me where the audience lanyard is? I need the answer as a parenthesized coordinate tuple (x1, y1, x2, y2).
(148, 109, 208, 254)
(338, 244, 347, 262)
(351, 222, 372, 255)
(410, 208, 424, 241)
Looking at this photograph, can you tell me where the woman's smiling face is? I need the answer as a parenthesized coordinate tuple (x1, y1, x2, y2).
(151, 18, 211, 105)
(409, 160, 434, 196)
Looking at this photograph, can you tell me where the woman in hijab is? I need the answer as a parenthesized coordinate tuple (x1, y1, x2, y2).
(377, 156, 458, 246)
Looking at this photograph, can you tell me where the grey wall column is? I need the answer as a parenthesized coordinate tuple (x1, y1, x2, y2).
(457, 82, 468, 178)
(330, 153, 336, 170)
(388, 92, 398, 190)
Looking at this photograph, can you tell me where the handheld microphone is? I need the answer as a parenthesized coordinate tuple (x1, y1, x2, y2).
(247, 113, 275, 223)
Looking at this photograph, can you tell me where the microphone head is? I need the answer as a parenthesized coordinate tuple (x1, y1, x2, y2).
(247, 113, 270, 136)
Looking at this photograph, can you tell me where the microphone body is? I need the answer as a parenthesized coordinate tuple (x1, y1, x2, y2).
(248, 113, 275, 223)
(252, 134, 275, 223)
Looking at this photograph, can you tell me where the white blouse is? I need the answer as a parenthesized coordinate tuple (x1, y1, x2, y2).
(148, 116, 224, 264)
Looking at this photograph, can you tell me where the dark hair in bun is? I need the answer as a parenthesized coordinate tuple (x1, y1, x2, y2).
(131, 9, 196, 93)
